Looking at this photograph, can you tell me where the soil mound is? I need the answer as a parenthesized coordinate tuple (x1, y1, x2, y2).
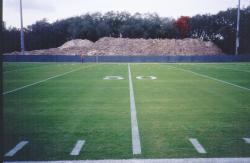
(59, 39, 93, 50)
(5, 37, 223, 56)
(87, 37, 222, 56)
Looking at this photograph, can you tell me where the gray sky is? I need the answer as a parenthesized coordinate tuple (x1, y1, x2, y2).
(3, 0, 250, 28)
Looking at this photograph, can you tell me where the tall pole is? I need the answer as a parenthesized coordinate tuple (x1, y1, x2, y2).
(235, 0, 240, 55)
(20, 0, 25, 55)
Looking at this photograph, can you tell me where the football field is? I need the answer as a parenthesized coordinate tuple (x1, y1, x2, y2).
(3, 62, 250, 162)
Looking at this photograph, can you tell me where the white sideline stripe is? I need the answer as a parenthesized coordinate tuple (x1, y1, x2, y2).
(189, 138, 207, 154)
(3, 65, 95, 95)
(4, 158, 250, 163)
(243, 138, 250, 144)
(128, 63, 142, 155)
(5, 141, 29, 157)
(70, 140, 85, 156)
(171, 66, 250, 91)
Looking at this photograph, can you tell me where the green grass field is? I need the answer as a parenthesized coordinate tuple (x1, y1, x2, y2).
(3, 62, 250, 161)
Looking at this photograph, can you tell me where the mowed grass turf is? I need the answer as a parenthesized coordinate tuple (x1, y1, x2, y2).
(3, 62, 250, 161)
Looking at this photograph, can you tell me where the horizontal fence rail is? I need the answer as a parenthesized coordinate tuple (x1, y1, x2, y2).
(3, 54, 250, 63)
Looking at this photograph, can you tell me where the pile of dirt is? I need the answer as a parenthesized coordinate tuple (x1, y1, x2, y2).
(5, 37, 223, 56)
(13, 39, 94, 55)
(19, 48, 87, 56)
(59, 39, 93, 50)
(87, 37, 222, 56)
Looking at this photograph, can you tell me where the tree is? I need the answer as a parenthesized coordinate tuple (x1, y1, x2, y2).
(175, 16, 190, 38)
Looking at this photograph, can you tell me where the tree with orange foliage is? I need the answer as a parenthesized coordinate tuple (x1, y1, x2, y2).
(175, 16, 190, 38)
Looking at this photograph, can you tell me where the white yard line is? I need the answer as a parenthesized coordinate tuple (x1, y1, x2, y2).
(128, 64, 142, 155)
(4, 158, 250, 163)
(5, 141, 29, 157)
(3, 65, 96, 95)
(70, 140, 86, 156)
(189, 138, 207, 154)
(170, 66, 250, 91)
(243, 138, 250, 144)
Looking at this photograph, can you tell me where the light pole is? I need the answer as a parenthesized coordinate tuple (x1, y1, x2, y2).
(20, 0, 25, 55)
(235, 0, 240, 55)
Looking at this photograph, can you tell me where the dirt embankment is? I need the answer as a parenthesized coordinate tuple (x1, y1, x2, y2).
(6, 37, 223, 56)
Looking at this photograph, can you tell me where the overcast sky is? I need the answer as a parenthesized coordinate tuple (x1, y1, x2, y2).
(3, 0, 250, 28)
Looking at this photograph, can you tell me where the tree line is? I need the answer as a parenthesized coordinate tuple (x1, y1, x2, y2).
(2, 6, 250, 54)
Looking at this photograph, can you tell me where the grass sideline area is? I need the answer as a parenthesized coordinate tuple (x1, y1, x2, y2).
(3, 62, 250, 161)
